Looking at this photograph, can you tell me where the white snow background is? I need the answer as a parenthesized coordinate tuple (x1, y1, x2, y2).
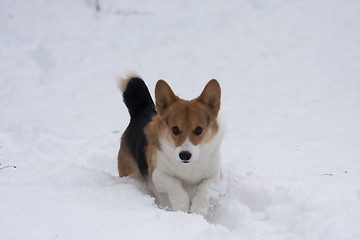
(1, 0, 360, 239)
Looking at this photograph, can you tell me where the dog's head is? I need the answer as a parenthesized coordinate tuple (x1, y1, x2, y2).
(155, 79, 221, 164)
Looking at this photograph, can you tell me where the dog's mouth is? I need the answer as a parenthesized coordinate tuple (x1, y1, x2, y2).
(181, 160, 190, 164)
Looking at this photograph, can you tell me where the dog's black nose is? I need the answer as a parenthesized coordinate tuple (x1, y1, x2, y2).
(179, 151, 192, 161)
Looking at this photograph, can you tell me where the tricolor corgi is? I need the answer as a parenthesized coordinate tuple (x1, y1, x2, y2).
(117, 75, 223, 215)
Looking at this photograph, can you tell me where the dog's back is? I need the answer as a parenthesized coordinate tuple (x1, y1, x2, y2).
(118, 76, 157, 177)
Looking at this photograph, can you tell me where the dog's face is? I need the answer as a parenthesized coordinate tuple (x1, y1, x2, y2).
(155, 79, 221, 164)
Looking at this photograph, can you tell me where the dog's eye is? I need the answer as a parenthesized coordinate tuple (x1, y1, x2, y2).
(172, 126, 180, 136)
(193, 127, 203, 136)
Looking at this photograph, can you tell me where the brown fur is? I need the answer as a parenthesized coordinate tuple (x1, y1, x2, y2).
(153, 79, 221, 146)
(143, 121, 160, 182)
(117, 135, 141, 177)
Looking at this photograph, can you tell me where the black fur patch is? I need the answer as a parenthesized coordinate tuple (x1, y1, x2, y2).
(122, 78, 157, 176)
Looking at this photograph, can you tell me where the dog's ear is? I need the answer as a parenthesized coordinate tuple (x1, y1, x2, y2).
(155, 80, 177, 116)
(197, 79, 221, 117)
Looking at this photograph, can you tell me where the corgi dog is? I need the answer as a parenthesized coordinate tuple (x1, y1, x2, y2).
(117, 75, 222, 215)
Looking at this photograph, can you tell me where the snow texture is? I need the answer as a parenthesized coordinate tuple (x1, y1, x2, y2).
(1, 0, 360, 239)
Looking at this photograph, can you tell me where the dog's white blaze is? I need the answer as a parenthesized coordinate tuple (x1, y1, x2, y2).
(175, 138, 200, 162)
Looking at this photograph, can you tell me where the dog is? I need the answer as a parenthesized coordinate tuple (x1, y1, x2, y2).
(117, 74, 223, 215)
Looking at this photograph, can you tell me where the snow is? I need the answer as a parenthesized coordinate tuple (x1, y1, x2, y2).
(1, 0, 360, 239)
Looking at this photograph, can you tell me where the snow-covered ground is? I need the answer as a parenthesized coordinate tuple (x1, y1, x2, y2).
(1, 0, 360, 239)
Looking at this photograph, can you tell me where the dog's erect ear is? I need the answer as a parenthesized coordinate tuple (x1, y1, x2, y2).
(197, 79, 221, 116)
(155, 80, 178, 116)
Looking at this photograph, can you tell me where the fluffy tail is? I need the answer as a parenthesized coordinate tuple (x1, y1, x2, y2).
(119, 75, 155, 119)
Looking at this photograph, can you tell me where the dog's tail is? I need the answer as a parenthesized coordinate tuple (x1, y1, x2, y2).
(118, 74, 155, 119)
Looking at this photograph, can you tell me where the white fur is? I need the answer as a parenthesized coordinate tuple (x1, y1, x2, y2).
(151, 119, 224, 215)
(117, 72, 141, 92)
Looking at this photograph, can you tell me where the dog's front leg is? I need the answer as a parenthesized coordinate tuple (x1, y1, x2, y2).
(152, 169, 190, 212)
(190, 174, 219, 216)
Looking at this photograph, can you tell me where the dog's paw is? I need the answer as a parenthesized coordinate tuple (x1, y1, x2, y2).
(169, 191, 190, 212)
(189, 196, 209, 216)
